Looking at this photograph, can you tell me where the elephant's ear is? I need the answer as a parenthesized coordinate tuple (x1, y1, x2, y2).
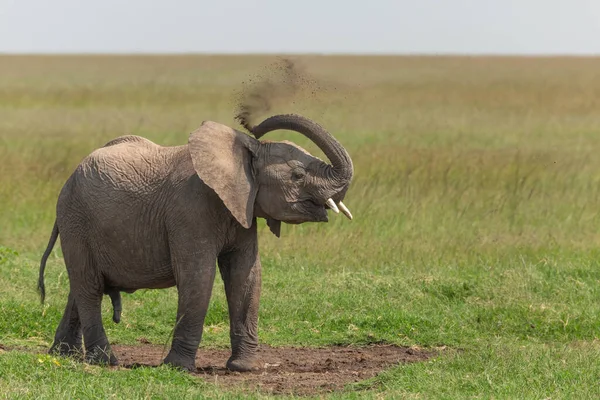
(188, 121, 260, 229)
(266, 218, 281, 238)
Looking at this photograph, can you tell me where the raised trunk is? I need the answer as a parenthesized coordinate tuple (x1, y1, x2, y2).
(240, 114, 353, 188)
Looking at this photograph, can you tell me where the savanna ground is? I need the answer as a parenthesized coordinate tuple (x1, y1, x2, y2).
(1, 55, 600, 399)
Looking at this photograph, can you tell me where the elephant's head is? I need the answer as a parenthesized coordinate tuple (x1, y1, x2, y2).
(188, 114, 354, 237)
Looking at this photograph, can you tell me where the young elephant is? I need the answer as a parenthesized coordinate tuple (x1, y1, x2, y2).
(38, 114, 354, 372)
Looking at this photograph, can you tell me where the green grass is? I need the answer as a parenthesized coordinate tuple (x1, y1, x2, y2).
(2, 55, 600, 398)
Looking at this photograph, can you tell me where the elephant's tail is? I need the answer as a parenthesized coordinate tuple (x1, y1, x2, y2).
(38, 220, 59, 304)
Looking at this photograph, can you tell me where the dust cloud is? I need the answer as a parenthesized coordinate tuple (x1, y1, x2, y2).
(234, 57, 326, 132)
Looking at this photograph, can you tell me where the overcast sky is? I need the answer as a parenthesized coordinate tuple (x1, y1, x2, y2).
(1, 0, 599, 54)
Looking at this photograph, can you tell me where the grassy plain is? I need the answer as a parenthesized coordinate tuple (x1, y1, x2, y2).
(1, 55, 600, 398)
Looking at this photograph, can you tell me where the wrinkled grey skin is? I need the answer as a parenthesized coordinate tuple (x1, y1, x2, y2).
(38, 114, 353, 372)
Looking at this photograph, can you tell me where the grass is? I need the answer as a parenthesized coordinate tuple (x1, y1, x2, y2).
(1, 54, 600, 398)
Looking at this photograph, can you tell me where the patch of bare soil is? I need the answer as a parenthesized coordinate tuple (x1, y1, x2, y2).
(114, 343, 433, 396)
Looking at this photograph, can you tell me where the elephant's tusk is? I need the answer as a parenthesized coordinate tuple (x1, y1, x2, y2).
(326, 198, 339, 213)
(338, 201, 353, 220)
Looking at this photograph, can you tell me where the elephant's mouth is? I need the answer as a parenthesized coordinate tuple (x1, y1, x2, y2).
(286, 199, 329, 224)
(284, 195, 352, 225)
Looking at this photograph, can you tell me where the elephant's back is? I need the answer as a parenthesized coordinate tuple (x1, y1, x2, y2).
(101, 135, 155, 148)
(56, 138, 181, 224)
(77, 137, 174, 194)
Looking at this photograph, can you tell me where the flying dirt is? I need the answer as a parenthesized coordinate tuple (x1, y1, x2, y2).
(234, 57, 325, 131)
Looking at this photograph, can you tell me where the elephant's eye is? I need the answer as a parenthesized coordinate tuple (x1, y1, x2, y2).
(291, 168, 306, 181)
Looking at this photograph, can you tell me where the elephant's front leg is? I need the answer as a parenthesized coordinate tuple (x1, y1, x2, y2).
(218, 248, 262, 372)
(163, 254, 217, 372)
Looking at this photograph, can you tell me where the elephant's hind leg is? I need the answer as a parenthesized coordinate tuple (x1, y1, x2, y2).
(75, 288, 118, 366)
(62, 239, 118, 366)
(49, 291, 83, 359)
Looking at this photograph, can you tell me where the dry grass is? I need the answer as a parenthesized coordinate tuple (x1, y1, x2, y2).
(2, 55, 600, 255)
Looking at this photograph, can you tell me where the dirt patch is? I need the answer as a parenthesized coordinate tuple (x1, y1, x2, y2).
(114, 343, 433, 396)
(1, 342, 434, 395)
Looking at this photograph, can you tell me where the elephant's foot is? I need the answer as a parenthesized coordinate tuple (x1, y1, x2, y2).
(163, 349, 196, 372)
(49, 340, 84, 361)
(226, 355, 261, 372)
(84, 345, 118, 366)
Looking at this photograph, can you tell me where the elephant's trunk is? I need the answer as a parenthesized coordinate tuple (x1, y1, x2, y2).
(241, 114, 354, 189)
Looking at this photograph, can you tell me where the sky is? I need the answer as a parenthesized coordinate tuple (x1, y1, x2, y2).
(1, 0, 599, 55)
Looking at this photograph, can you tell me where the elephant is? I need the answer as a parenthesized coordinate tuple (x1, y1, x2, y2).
(37, 113, 354, 372)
